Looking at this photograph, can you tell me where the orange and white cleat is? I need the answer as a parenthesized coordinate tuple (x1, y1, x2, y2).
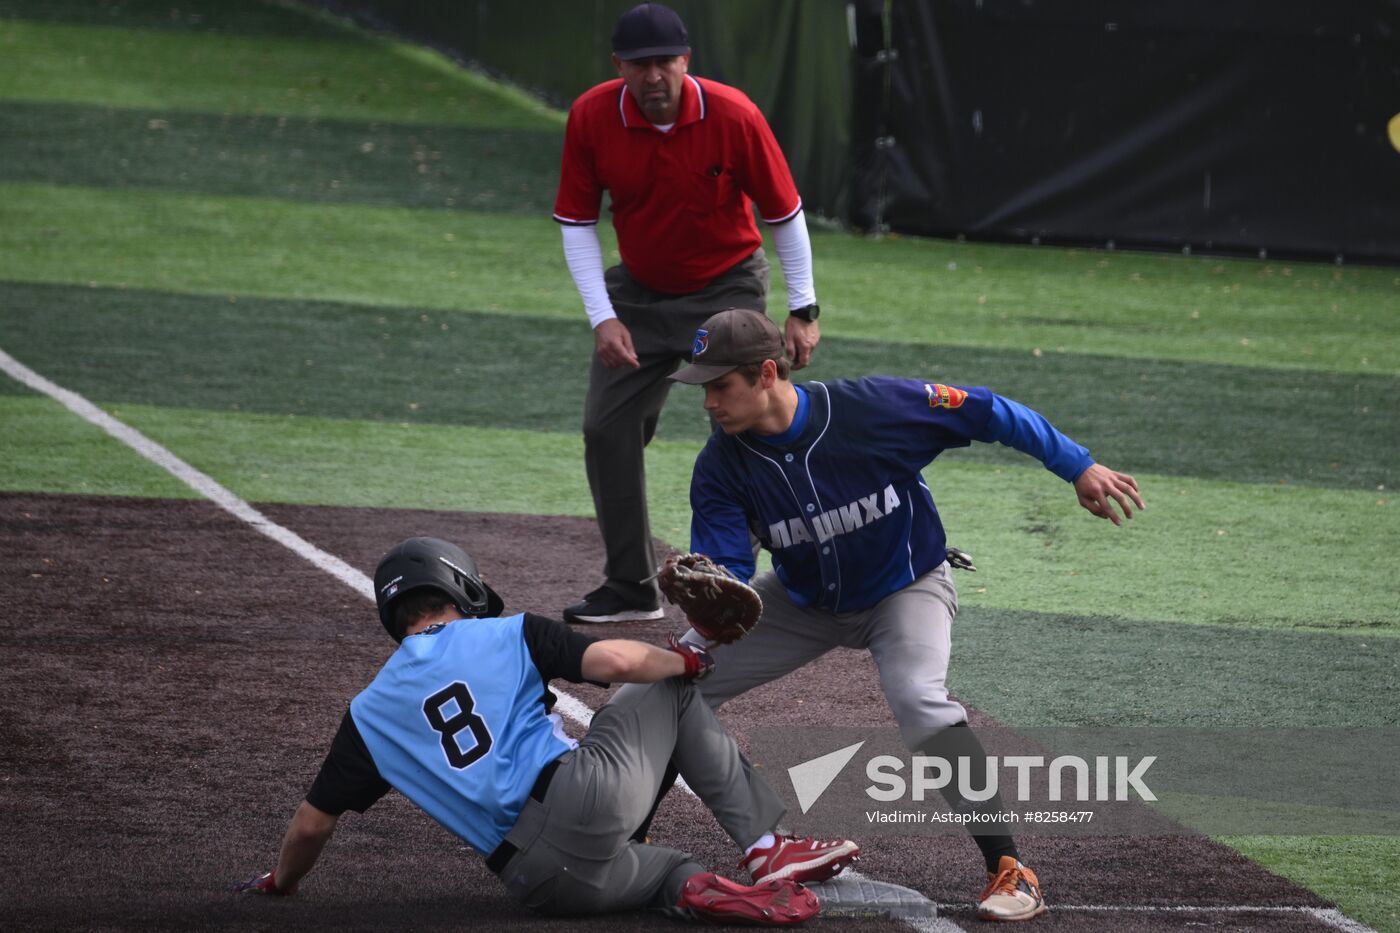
(977, 856, 1046, 922)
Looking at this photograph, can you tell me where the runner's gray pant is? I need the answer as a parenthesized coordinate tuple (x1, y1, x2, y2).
(680, 564, 1017, 859)
(495, 676, 786, 916)
(583, 251, 769, 603)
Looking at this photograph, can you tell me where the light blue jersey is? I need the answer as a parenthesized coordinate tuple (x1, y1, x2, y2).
(349, 614, 576, 854)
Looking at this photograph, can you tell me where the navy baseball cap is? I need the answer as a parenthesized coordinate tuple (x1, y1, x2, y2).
(612, 3, 690, 61)
(670, 309, 785, 384)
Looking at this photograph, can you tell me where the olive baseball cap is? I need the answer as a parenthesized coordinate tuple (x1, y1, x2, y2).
(612, 3, 690, 61)
(670, 308, 785, 385)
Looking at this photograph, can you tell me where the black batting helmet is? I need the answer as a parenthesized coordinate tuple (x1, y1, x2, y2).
(373, 537, 504, 642)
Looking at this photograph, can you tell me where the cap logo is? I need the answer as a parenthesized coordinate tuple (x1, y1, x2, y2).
(926, 383, 968, 410)
(379, 574, 404, 597)
(693, 328, 710, 357)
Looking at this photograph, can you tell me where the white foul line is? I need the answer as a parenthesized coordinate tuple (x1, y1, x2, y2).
(2, 348, 947, 926)
(1, 349, 373, 600)
(14, 349, 1372, 933)
(932, 903, 1375, 933)
(0, 348, 602, 723)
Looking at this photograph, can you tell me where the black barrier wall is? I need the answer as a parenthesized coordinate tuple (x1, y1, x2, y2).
(858, 0, 1400, 261)
(312, 0, 1400, 262)
(315, 0, 854, 223)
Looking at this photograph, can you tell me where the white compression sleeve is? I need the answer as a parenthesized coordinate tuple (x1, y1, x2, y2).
(769, 209, 816, 310)
(560, 223, 616, 329)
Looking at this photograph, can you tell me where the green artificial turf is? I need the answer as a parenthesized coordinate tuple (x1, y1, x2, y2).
(5, 391, 1394, 726)
(4, 182, 1396, 377)
(0, 395, 197, 499)
(75, 401, 689, 527)
(0, 0, 350, 36)
(940, 467, 1399, 634)
(0, 397, 704, 536)
(3, 393, 1394, 931)
(3, 398, 1395, 635)
(0, 19, 562, 130)
(1222, 837, 1400, 933)
(812, 235, 1400, 376)
(0, 101, 562, 212)
(0, 183, 577, 314)
(950, 604, 1399, 727)
(3, 1, 1398, 924)
(1153, 795, 1400, 839)
(3, 281, 1395, 490)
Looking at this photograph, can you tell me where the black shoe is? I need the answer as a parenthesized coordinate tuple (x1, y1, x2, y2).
(563, 586, 663, 624)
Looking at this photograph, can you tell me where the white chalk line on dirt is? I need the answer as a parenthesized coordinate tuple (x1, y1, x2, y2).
(2, 349, 960, 927)
(13, 351, 1371, 933)
(0, 349, 606, 723)
(932, 903, 1374, 933)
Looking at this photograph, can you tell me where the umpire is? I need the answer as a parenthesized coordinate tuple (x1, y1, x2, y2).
(554, 3, 821, 625)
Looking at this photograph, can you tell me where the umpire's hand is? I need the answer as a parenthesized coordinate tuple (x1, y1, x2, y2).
(1074, 464, 1144, 526)
(595, 318, 640, 369)
(785, 316, 820, 369)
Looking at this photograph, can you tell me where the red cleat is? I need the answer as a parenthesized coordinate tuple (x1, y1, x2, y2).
(677, 872, 820, 926)
(740, 835, 860, 885)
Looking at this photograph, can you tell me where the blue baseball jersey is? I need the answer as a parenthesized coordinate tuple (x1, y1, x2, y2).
(690, 377, 1093, 612)
(307, 613, 594, 856)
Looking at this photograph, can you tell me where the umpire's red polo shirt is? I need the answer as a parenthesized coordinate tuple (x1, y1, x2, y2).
(553, 74, 802, 295)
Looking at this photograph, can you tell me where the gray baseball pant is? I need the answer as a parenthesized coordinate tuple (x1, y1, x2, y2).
(583, 251, 769, 604)
(495, 676, 786, 916)
(687, 563, 968, 749)
(679, 563, 1019, 860)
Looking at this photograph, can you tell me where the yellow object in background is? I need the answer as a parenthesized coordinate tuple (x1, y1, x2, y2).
(1389, 113, 1400, 153)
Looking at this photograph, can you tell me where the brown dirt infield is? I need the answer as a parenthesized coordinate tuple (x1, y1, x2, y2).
(0, 491, 1345, 931)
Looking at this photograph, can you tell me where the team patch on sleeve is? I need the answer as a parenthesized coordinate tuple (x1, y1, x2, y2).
(925, 383, 968, 409)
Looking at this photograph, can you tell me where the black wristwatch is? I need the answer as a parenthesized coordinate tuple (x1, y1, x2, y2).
(789, 303, 820, 322)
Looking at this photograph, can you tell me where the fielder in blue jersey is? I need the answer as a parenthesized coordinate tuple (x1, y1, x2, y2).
(664, 309, 1144, 923)
(232, 536, 857, 925)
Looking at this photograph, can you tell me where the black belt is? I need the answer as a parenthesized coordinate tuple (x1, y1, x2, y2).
(485, 757, 561, 874)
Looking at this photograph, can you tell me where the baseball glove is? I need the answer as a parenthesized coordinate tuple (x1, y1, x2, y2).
(658, 553, 762, 644)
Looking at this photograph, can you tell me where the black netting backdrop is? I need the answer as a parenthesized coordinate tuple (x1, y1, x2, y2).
(313, 0, 1400, 261)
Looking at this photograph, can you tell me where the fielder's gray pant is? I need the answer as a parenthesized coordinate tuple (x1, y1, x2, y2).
(583, 251, 769, 603)
(495, 676, 785, 917)
(686, 563, 969, 749)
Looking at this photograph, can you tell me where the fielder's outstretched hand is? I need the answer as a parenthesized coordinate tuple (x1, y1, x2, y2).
(1074, 464, 1143, 526)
